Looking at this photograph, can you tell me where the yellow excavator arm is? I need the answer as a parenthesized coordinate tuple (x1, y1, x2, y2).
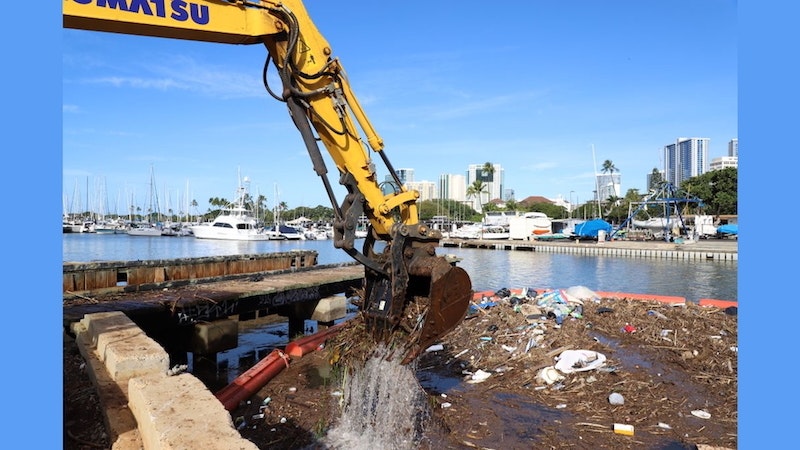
(63, 0, 472, 363)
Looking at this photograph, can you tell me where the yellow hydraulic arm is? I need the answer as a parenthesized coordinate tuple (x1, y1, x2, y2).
(63, 0, 472, 363)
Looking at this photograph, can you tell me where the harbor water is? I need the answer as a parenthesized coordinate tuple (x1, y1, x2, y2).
(63, 233, 737, 303)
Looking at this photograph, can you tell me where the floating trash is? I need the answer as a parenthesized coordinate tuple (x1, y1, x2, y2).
(613, 423, 634, 436)
(536, 366, 565, 385)
(647, 310, 669, 320)
(691, 409, 711, 419)
(235, 416, 246, 430)
(554, 349, 607, 374)
(608, 392, 624, 405)
(425, 344, 444, 352)
(467, 369, 492, 384)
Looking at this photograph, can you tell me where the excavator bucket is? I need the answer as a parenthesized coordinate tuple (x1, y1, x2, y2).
(363, 250, 472, 365)
(401, 256, 472, 364)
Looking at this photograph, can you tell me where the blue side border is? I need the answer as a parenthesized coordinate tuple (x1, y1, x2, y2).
(739, 0, 796, 446)
(2, 3, 63, 448)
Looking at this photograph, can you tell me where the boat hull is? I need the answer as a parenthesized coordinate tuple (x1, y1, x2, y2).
(127, 227, 162, 237)
(190, 226, 275, 241)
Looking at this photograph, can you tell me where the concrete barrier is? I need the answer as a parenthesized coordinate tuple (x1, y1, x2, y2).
(72, 311, 256, 450)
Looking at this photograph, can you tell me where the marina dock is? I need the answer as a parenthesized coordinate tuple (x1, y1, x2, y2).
(441, 237, 738, 261)
(63, 254, 364, 333)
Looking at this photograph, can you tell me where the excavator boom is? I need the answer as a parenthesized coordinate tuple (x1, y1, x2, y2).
(63, 0, 472, 363)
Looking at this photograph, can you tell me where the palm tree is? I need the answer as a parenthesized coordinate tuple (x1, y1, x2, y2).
(255, 194, 267, 221)
(505, 199, 518, 212)
(481, 162, 495, 205)
(275, 201, 288, 223)
(476, 161, 494, 204)
(601, 160, 617, 175)
(604, 195, 622, 215)
(599, 160, 619, 213)
(466, 180, 488, 213)
(482, 162, 495, 177)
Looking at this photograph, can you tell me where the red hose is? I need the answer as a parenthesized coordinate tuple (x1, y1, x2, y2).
(215, 349, 291, 411)
(214, 322, 346, 411)
(284, 322, 346, 358)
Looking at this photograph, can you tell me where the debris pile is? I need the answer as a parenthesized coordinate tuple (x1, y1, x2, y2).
(228, 285, 737, 449)
(415, 286, 738, 449)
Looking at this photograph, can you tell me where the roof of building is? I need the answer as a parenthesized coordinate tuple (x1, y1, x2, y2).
(518, 195, 554, 206)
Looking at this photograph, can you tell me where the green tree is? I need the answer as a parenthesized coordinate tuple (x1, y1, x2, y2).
(190, 199, 199, 222)
(648, 168, 664, 191)
(680, 167, 737, 215)
(253, 194, 266, 219)
(601, 160, 617, 174)
(523, 202, 564, 219)
(416, 199, 479, 222)
(481, 162, 495, 178)
(466, 180, 488, 212)
(481, 162, 495, 204)
(504, 199, 518, 212)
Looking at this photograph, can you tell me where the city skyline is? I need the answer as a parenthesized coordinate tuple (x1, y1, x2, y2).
(63, 1, 736, 215)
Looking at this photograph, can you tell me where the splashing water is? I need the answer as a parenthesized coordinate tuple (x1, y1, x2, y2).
(320, 344, 430, 450)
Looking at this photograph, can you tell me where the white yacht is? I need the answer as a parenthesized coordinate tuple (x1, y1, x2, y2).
(191, 176, 275, 241)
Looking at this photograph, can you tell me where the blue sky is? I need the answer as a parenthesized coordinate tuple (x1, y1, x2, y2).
(62, 1, 737, 216)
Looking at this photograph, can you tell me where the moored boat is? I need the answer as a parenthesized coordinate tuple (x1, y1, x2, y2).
(127, 223, 163, 236)
(191, 175, 274, 241)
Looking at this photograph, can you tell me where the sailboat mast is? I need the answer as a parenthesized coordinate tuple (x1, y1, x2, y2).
(591, 144, 601, 218)
(86, 176, 90, 220)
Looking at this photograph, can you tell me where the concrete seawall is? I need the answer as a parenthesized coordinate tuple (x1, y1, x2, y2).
(72, 311, 258, 450)
(441, 238, 738, 261)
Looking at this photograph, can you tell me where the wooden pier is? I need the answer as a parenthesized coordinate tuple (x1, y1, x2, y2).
(63, 250, 320, 296)
(63, 261, 364, 329)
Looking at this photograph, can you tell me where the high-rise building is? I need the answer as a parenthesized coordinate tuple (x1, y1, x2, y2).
(439, 173, 467, 202)
(405, 180, 437, 202)
(710, 156, 738, 171)
(728, 138, 738, 158)
(385, 168, 414, 185)
(664, 137, 710, 187)
(466, 163, 504, 211)
(595, 173, 621, 203)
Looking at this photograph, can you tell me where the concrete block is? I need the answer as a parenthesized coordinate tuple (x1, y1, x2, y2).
(311, 295, 347, 322)
(71, 325, 143, 450)
(80, 311, 169, 381)
(128, 373, 258, 450)
(192, 319, 238, 354)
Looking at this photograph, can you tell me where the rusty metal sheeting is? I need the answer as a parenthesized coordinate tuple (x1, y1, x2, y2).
(63, 251, 318, 293)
